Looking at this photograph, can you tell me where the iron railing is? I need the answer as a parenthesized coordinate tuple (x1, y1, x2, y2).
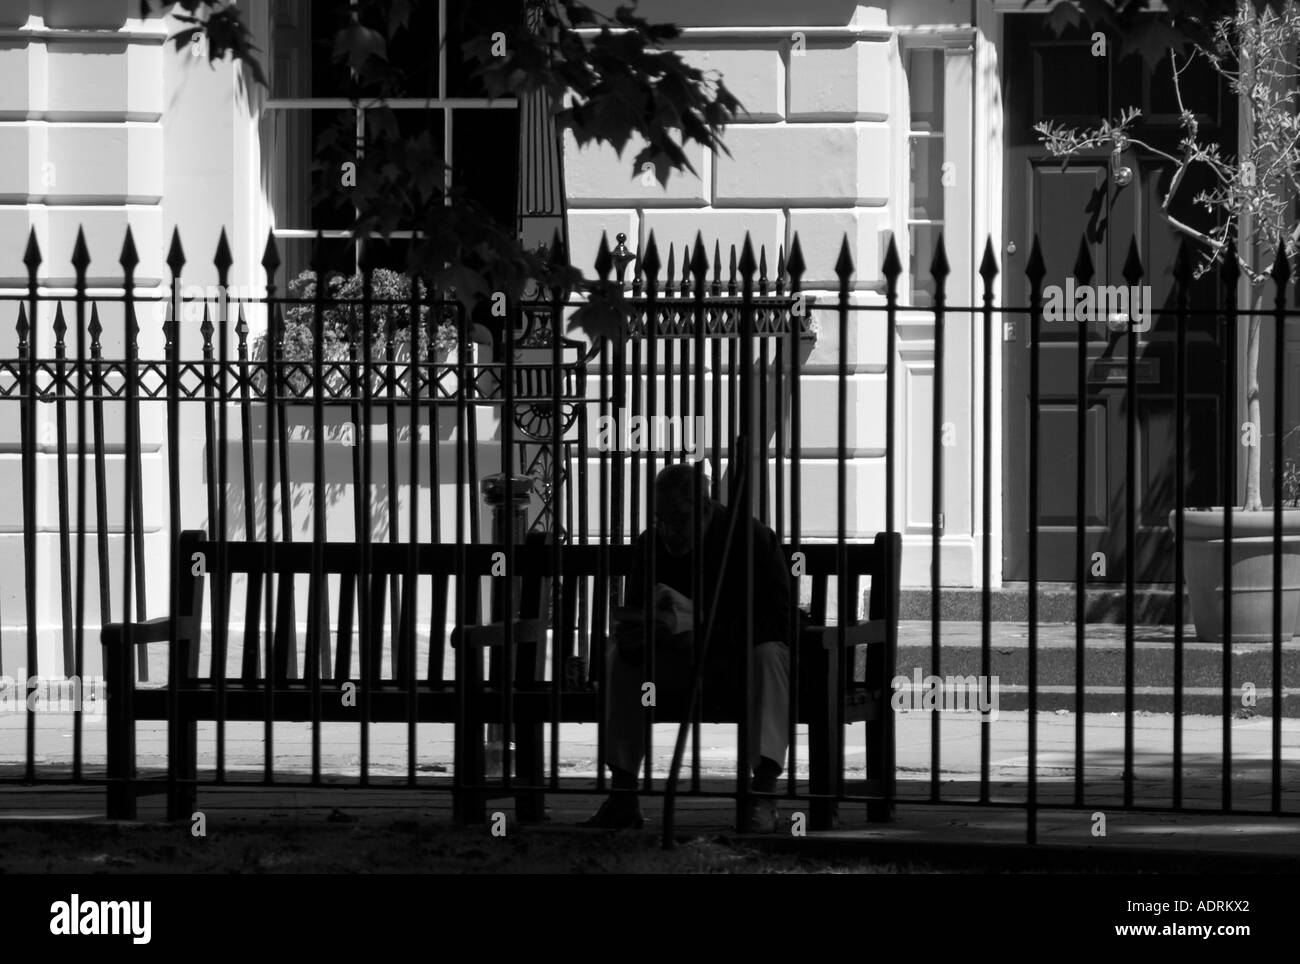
(0, 222, 1297, 842)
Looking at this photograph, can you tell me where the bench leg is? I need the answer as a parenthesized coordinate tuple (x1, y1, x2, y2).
(806, 643, 841, 832)
(514, 721, 546, 824)
(104, 626, 136, 820)
(808, 710, 840, 832)
(865, 718, 895, 823)
(105, 720, 136, 820)
(453, 718, 487, 824)
(167, 705, 197, 822)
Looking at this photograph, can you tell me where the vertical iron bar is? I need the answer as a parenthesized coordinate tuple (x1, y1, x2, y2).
(91, 303, 111, 635)
(406, 262, 421, 785)
(728, 246, 738, 507)
(274, 293, 295, 684)
(164, 233, 183, 805)
(738, 234, 758, 830)
(711, 243, 723, 505)
(237, 306, 260, 681)
(386, 274, 401, 654)
(550, 232, 566, 792)
(834, 238, 853, 815)
(20, 231, 40, 780)
(1072, 236, 1093, 808)
(1270, 237, 1289, 815)
(1025, 237, 1046, 844)
(72, 230, 90, 780)
(630, 318, 642, 539)
(360, 249, 375, 786)
(214, 232, 233, 780)
(977, 238, 997, 805)
(1221, 240, 1239, 813)
(640, 233, 660, 795)
(309, 235, 327, 785)
(787, 236, 807, 800)
(199, 300, 218, 711)
(929, 236, 949, 804)
(1123, 238, 1143, 811)
(120, 230, 140, 793)
(501, 272, 516, 793)
(453, 296, 473, 819)
(758, 246, 769, 526)
(883, 237, 900, 817)
(261, 234, 280, 784)
(690, 235, 708, 801)
(1173, 241, 1191, 809)
(663, 246, 676, 467)
(775, 246, 785, 546)
(54, 302, 73, 683)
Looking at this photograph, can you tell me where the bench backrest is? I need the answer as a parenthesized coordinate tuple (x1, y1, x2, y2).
(170, 529, 900, 687)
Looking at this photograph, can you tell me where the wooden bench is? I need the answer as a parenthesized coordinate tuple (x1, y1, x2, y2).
(101, 529, 899, 831)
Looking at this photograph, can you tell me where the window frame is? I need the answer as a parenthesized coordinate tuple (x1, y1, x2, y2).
(263, 0, 520, 274)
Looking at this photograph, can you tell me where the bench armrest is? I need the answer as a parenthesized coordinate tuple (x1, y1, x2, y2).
(101, 617, 174, 647)
(450, 618, 545, 649)
(804, 619, 887, 650)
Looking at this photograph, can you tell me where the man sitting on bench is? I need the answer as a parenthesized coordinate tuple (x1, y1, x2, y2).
(582, 462, 791, 831)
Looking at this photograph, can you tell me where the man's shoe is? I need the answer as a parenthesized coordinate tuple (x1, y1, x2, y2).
(580, 793, 645, 830)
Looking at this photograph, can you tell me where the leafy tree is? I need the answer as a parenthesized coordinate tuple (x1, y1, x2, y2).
(1029, 0, 1289, 66)
(142, 0, 740, 337)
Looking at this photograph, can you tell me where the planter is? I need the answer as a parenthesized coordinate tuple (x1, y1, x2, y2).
(1169, 508, 1300, 642)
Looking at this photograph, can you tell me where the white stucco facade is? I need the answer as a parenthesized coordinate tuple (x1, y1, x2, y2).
(0, 0, 1009, 676)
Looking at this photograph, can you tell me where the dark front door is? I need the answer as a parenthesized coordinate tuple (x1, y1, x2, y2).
(1002, 13, 1235, 583)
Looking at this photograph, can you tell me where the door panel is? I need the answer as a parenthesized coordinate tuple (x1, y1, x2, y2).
(1003, 13, 1235, 582)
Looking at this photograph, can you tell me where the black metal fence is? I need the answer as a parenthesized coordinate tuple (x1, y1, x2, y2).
(1, 221, 1297, 842)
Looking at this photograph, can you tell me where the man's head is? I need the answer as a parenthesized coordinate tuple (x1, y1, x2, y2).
(653, 463, 713, 557)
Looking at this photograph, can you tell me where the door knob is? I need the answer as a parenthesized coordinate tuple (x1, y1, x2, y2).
(1006, 241, 1017, 255)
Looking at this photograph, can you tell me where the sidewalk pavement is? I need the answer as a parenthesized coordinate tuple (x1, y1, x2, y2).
(2, 703, 1299, 866)
(3, 618, 1299, 865)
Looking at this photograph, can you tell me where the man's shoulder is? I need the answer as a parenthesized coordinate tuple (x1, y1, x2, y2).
(749, 514, 783, 552)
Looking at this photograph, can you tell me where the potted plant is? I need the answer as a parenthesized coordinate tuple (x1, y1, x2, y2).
(252, 268, 460, 394)
(246, 269, 464, 537)
(1037, 2, 1300, 642)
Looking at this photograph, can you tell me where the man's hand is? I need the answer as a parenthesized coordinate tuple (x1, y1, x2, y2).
(653, 583, 694, 634)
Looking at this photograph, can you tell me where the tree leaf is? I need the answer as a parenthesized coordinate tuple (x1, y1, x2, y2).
(567, 281, 631, 341)
(336, 21, 387, 72)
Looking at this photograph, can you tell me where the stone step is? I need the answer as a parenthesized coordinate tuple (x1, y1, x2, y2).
(901, 584, 1210, 624)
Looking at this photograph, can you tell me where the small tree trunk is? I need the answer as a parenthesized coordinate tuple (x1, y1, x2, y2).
(1245, 311, 1263, 510)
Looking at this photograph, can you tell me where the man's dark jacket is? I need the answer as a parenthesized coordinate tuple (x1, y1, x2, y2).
(623, 498, 791, 667)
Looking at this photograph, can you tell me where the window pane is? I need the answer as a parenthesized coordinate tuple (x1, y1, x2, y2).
(363, 108, 448, 220)
(367, 237, 416, 274)
(270, 109, 358, 232)
(907, 48, 944, 132)
(381, 0, 442, 98)
(445, 0, 526, 98)
(310, 0, 352, 97)
(909, 135, 945, 220)
(276, 236, 358, 295)
(909, 223, 941, 308)
(270, 0, 350, 97)
(452, 108, 518, 227)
